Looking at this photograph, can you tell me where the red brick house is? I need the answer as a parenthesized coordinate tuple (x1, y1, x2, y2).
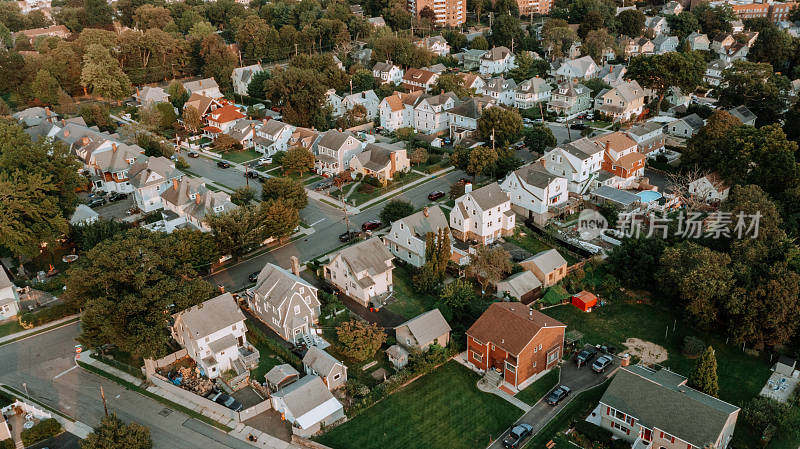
(466, 302, 566, 391)
(594, 131, 645, 189)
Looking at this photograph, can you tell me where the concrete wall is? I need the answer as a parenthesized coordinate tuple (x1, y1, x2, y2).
(239, 399, 272, 422)
(143, 348, 188, 377)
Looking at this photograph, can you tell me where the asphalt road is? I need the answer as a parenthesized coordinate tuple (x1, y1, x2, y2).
(208, 168, 465, 292)
(0, 322, 249, 449)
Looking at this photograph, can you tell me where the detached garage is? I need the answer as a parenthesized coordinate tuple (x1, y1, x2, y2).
(572, 290, 597, 312)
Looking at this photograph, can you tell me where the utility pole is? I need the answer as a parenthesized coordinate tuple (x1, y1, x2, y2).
(491, 127, 495, 151)
(334, 178, 351, 234)
(100, 386, 108, 417)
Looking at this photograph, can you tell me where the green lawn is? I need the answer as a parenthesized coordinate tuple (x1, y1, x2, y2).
(523, 380, 611, 449)
(515, 368, 559, 406)
(303, 175, 323, 186)
(542, 303, 771, 407)
(385, 265, 438, 320)
(316, 362, 523, 449)
(348, 172, 426, 206)
(507, 227, 581, 265)
(0, 320, 23, 338)
(222, 149, 262, 163)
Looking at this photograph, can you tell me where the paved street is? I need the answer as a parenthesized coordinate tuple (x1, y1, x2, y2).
(488, 357, 618, 449)
(208, 169, 465, 292)
(0, 323, 249, 449)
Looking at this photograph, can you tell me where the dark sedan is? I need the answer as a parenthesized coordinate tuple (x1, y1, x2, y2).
(361, 220, 382, 231)
(248, 272, 259, 283)
(217, 161, 231, 168)
(502, 423, 533, 448)
(339, 231, 359, 242)
(187, 152, 200, 158)
(427, 191, 445, 201)
(545, 385, 571, 406)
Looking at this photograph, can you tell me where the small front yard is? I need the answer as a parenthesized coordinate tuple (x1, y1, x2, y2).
(0, 320, 23, 338)
(316, 361, 523, 449)
(384, 265, 438, 320)
(347, 172, 426, 206)
(222, 149, 262, 164)
(515, 368, 559, 406)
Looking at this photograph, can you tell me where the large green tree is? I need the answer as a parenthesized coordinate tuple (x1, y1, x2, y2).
(66, 229, 215, 358)
(260, 177, 308, 210)
(336, 320, 385, 361)
(688, 346, 719, 397)
(380, 199, 413, 224)
(523, 123, 557, 153)
(617, 9, 645, 37)
(80, 44, 132, 101)
(626, 51, 705, 113)
(477, 106, 522, 147)
(81, 414, 152, 449)
(718, 60, 790, 125)
(31, 70, 61, 106)
(204, 200, 294, 262)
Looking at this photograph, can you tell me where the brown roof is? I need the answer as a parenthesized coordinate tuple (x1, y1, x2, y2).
(467, 302, 565, 355)
(184, 93, 214, 116)
(615, 152, 645, 170)
(403, 68, 437, 85)
(592, 131, 638, 153)
(383, 91, 424, 112)
(208, 104, 245, 124)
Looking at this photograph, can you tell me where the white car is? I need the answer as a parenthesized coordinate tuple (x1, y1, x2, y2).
(257, 157, 272, 165)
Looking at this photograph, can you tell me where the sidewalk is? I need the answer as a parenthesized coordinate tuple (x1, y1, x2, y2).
(0, 315, 80, 346)
(356, 165, 455, 211)
(78, 350, 145, 387)
(229, 423, 301, 449)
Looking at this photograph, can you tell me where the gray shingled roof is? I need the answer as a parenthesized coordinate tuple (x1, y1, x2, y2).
(399, 205, 449, 237)
(592, 185, 641, 206)
(395, 309, 451, 346)
(273, 375, 337, 418)
(496, 271, 542, 299)
(173, 293, 245, 339)
(303, 347, 342, 376)
(253, 263, 320, 309)
(522, 249, 567, 273)
(468, 182, 510, 210)
(514, 163, 561, 189)
(336, 237, 394, 277)
(601, 366, 739, 448)
(318, 129, 356, 151)
(265, 364, 300, 386)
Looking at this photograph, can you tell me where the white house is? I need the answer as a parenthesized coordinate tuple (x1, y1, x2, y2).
(704, 59, 728, 86)
(666, 113, 704, 137)
(135, 86, 169, 106)
(160, 177, 237, 232)
(500, 162, 569, 225)
(326, 89, 345, 117)
(689, 173, 730, 202)
(323, 238, 395, 308)
(515, 77, 552, 109)
(254, 119, 295, 156)
(183, 78, 223, 99)
(227, 119, 259, 149)
(402, 68, 439, 92)
(480, 77, 517, 106)
(247, 259, 322, 345)
(231, 64, 264, 96)
(480, 47, 517, 75)
(314, 129, 363, 176)
(342, 90, 380, 119)
(447, 96, 494, 143)
(0, 268, 20, 320)
(449, 182, 515, 244)
(383, 206, 451, 267)
(170, 293, 257, 379)
(373, 61, 404, 85)
(128, 156, 182, 213)
(553, 56, 600, 81)
(414, 36, 450, 56)
(378, 91, 424, 132)
(303, 347, 348, 391)
(541, 137, 604, 194)
(652, 35, 679, 54)
(645, 15, 670, 36)
(686, 32, 710, 51)
(77, 139, 145, 194)
(270, 376, 345, 437)
(413, 92, 458, 134)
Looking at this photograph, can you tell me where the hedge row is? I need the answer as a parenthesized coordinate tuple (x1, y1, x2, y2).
(21, 418, 61, 446)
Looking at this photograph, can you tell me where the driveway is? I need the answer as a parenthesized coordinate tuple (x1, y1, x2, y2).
(488, 353, 618, 449)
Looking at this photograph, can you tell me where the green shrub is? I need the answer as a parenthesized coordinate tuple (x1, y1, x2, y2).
(682, 336, 705, 357)
(363, 175, 382, 187)
(573, 420, 613, 443)
(0, 438, 14, 449)
(0, 391, 14, 408)
(247, 324, 302, 371)
(18, 301, 79, 328)
(21, 418, 61, 446)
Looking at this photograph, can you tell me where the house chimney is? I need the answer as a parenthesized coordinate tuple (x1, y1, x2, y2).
(389, 151, 397, 174)
(539, 158, 546, 168)
(605, 140, 610, 152)
(290, 256, 300, 276)
(195, 194, 202, 205)
(423, 207, 429, 217)
(112, 143, 118, 153)
(172, 178, 179, 191)
(529, 307, 533, 320)
(64, 129, 69, 137)
(464, 182, 473, 194)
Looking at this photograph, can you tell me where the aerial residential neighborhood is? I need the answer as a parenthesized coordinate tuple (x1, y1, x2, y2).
(0, 0, 800, 448)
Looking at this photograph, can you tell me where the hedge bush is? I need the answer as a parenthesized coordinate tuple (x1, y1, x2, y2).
(247, 324, 302, 371)
(21, 418, 61, 446)
(682, 336, 705, 357)
(573, 420, 613, 443)
(18, 301, 80, 328)
(0, 391, 14, 408)
(0, 438, 13, 449)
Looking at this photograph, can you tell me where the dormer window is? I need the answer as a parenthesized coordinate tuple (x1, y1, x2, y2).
(190, 193, 197, 200)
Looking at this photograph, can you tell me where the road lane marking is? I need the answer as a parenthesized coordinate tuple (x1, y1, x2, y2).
(53, 365, 78, 380)
(309, 218, 326, 226)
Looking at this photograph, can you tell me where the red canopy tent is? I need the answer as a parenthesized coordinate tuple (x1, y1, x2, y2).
(572, 291, 598, 312)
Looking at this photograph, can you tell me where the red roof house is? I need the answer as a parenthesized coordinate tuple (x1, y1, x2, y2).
(466, 302, 566, 391)
(572, 290, 598, 312)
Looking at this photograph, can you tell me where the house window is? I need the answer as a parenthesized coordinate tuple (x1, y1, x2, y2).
(294, 305, 300, 314)
(533, 361, 537, 368)
(333, 373, 341, 380)
(471, 350, 483, 362)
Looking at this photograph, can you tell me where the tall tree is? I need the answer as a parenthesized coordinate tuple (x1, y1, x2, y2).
(31, 69, 61, 106)
(626, 51, 705, 113)
(466, 245, 512, 293)
(491, 13, 520, 48)
(81, 44, 132, 101)
(167, 80, 189, 110)
(81, 414, 152, 449)
(182, 106, 202, 132)
(67, 229, 215, 357)
(84, 0, 113, 27)
(524, 123, 557, 153)
(477, 107, 522, 146)
(688, 346, 719, 397)
(204, 202, 276, 262)
(466, 146, 499, 181)
(260, 177, 307, 210)
(246, 70, 271, 99)
(281, 146, 315, 175)
(336, 320, 385, 361)
(133, 4, 174, 30)
(718, 60, 790, 125)
(666, 11, 701, 40)
(380, 199, 414, 224)
(617, 9, 646, 37)
(199, 34, 237, 92)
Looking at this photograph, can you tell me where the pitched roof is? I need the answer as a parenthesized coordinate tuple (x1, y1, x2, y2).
(318, 129, 357, 150)
(627, 121, 663, 137)
(127, 156, 179, 188)
(483, 77, 517, 93)
(446, 96, 493, 119)
(702, 172, 730, 191)
(382, 91, 425, 112)
(0, 265, 12, 290)
(514, 163, 562, 190)
(523, 249, 567, 273)
(373, 61, 395, 72)
(208, 104, 245, 124)
(560, 137, 604, 160)
(69, 204, 98, 225)
(259, 119, 291, 137)
(303, 347, 342, 376)
(727, 105, 756, 123)
(232, 64, 263, 84)
(397, 205, 449, 237)
(173, 293, 245, 339)
(184, 93, 214, 115)
(403, 68, 437, 85)
(253, 263, 319, 309)
(679, 113, 705, 130)
(353, 143, 401, 171)
(273, 375, 341, 425)
(560, 56, 597, 76)
(265, 364, 300, 386)
(517, 77, 551, 94)
(592, 131, 638, 153)
(161, 177, 206, 207)
(466, 302, 565, 355)
(496, 271, 542, 299)
(395, 309, 451, 345)
(467, 182, 510, 210)
(482, 46, 512, 61)
(183, 78, 219, 93)
(334, 237, 394, 277)
(601, 366, 739, 448)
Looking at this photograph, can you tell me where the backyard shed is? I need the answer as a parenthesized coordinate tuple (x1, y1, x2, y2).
(572, 290, 597, 312)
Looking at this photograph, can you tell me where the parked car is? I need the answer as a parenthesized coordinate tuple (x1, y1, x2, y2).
(575, 347, 598, 367)
(458, 177, 472, 184)
(361, 220, 382, 231)
(556, 116, 567, 123)
(502, 424, 533, 449)
(248, 272, 259, 283)
(213, 393, 243, 412)
(217, 161, 231, 168)
(427, 191, 445, 201)
(188, 152, 199, 158)
(244, 171, 259, 179)
(87, 197, 106, 208)
(545, 385, 571, 406)
(108, 192, 128, 202)
(257, 157, 272, 165)
(314, 180, 334, 191)
(570, 123, 587, 130)
(592, 355, 613, 373)
(339, 231, 359, 243)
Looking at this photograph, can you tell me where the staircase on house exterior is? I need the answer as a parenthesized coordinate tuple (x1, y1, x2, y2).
(484, 368, 502, 387)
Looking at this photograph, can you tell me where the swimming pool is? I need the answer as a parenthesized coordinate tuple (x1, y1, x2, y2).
(637, 190, 663, 203)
